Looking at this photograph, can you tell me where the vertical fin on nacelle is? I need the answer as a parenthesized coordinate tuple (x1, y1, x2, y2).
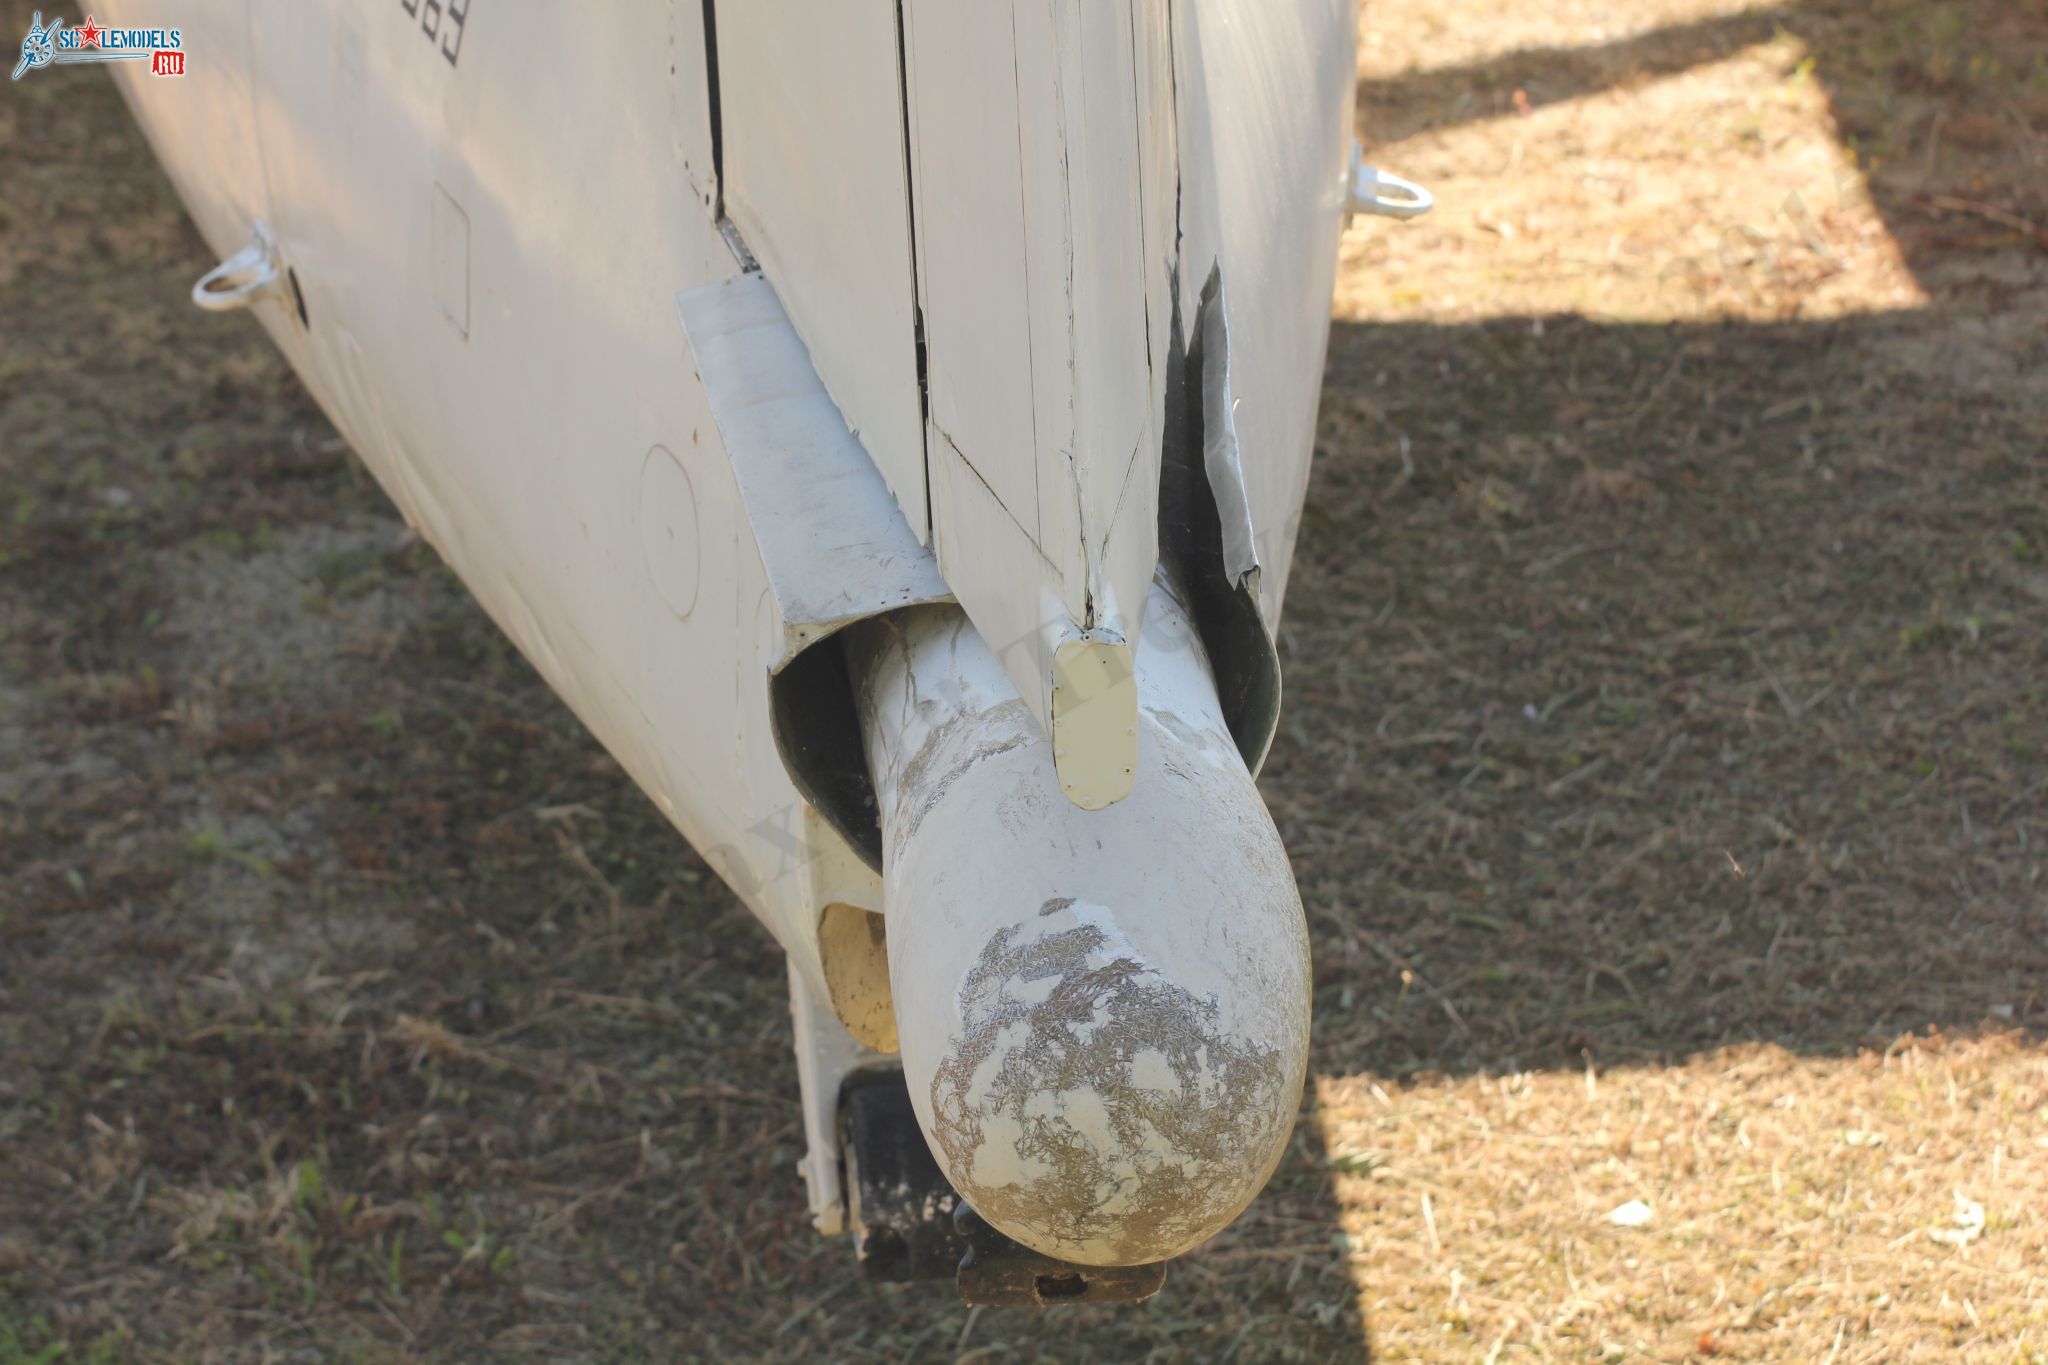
(901, 0, 1178, 806)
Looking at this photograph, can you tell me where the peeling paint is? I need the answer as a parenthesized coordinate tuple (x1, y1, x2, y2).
(853, 583, 1310, 1268)
(929, 899, 1291, 1266)
(889, 704, 1035, 855)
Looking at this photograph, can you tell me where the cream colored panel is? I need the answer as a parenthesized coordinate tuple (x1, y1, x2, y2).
(105, 0, 266, 263)
(902, 0, 1043, 542)
(669, 0, 718, 211)
(719, 0, 927, 541)
(1175, 0, 1355, 625)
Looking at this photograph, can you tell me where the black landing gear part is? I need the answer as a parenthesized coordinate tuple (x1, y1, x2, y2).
(839, 1071, 1169, 1306)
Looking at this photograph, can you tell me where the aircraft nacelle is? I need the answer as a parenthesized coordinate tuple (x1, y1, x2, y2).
(95, 0, 1425, 1302)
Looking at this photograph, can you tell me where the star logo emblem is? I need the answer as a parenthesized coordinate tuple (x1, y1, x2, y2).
(76, 16, 102, 47)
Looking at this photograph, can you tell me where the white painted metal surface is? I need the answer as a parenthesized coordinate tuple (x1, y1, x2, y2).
(847, 579, 1310, 1266)
(718, 0, 927, 540)
(1173, 0, 1357, 624)
(902, 0, 1177, 805)
(675, 272, 950, 670)
(790, 957, 894, 1236)
(105, 0, 1383, 1264)
(108, 0, 265, 263)
(112, 0, 842, 984)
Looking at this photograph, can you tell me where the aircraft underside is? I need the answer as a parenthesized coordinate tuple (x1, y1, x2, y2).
(105, 0, 1421, 1303)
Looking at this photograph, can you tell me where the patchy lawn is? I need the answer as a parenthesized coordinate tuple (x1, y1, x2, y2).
(2, 0, 2044, 1359)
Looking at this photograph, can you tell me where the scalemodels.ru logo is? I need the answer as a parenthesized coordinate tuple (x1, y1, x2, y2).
(13, 12, 186, 80)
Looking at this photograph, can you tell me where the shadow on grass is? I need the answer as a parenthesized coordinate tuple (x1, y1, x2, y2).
(1291, 0, 2046, 1346)
(1287, 308, 2044, 1080)
(1313, 0, 2046, 1066)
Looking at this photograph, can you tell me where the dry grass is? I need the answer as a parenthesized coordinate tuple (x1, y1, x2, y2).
(1317, 1039, 2047, 1358)
(2, 0, 2046, 1360)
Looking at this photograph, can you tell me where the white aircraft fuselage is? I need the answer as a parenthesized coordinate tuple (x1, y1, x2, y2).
(101, 0, 1363, 1291)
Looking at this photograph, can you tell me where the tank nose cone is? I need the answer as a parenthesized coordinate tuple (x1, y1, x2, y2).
(849, 585, 1311, 1267)
(906, 893, 1305, 1266)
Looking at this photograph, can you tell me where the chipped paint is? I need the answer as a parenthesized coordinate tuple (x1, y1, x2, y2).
(930, 899, 1290, 1266)
(849, 577, 1311, 1267)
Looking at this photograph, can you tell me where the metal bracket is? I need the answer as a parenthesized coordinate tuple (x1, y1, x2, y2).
(193, 220, 288, 312)
(1346, 141, 1434, 224)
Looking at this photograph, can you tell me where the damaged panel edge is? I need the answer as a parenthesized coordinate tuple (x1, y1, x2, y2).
(1196, 267, 1261, 590)
(1158, 262, 1282, 775)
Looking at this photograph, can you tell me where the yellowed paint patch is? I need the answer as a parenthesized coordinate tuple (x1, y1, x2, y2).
(1050, 637, 1138, 810)
(818, 903, 897, 1053)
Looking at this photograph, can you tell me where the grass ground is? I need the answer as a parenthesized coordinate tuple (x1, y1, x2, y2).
(2, 0, 2044, 1360)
